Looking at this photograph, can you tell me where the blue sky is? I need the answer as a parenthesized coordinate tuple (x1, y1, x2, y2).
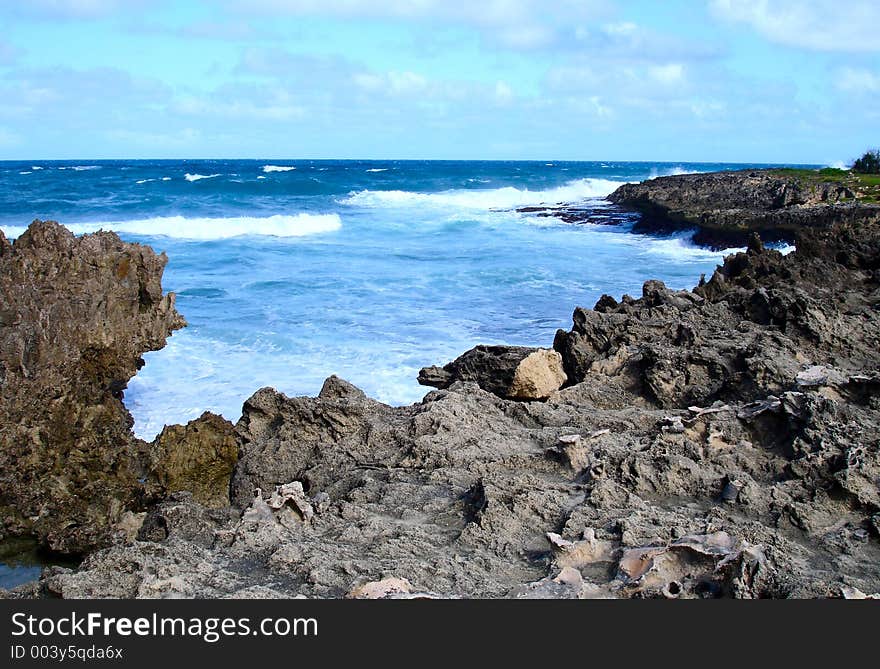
(0, 0, 877, 163)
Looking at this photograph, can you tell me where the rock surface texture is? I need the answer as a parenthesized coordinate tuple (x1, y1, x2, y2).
(608, 169, 880, 248)
(0, 221, 190, 553)
(418, 345, 567, 400)
(3, 173, 880, 599)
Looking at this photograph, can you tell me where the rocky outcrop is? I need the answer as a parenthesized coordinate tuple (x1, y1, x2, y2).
(418, 345, 567, 400)
(147, 413, 238, 509)
(26, 208, 880, 599)
(608, 170, 880, 248)
(4, 192, 880, 600)
(0, 221, 186, 553)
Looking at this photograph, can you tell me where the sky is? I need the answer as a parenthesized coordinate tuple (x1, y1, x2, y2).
(0, 0, 878, 163)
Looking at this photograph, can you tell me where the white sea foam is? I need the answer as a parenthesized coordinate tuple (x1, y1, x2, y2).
(19, 171, 31, 175)
(262, 165, 296, 173)
(184, 173, 221, 182)
(341, 178, 625, 210)
(58, 165, 100, 171)
(136, 178, 156, 184)
(161, 177, 171, 181)
(365, 168, 388, 172)
(257, 176, 266, 180)
(640, 234, 741, 261)
(649, 166, 703, 179)
(31, 166, 43, 170)
(0, 214, 342, 241)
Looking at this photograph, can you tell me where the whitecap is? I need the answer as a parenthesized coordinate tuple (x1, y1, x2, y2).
(340, 178, 626, 210)
(184, 173, 221, 182)
(31, 166, 43, 170)
(640, 233, 742, 261)
(649, 166, 703, 178)
(262, 165, 296, 173)
(136, 178, 156, 184)
(0, 214, 342, 241)
(19, 171, 31, 175)
(58, 165, 101, 171)
(365, 168, 388, 173)
(161, 177, 171, 181)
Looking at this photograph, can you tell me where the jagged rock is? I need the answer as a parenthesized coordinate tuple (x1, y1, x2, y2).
(608, 169, 880, 248)
(0, 221, 185, 553)
(418, 345, 566, 400)
(8, 174, 880, 600)
(147, 412, 238, 508)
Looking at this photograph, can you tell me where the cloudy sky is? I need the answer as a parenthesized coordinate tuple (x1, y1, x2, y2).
(0, 0, 877, 163)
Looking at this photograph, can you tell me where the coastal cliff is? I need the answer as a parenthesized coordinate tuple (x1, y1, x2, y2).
(0, 222, 236, 554)
(608, 168, 880, 248)
(2, 168, 880, 598)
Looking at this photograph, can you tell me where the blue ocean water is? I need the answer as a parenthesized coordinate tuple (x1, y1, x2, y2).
(0, 159, 803, 439)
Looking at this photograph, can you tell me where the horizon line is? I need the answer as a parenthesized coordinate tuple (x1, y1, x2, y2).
(0, 157, 827, 166)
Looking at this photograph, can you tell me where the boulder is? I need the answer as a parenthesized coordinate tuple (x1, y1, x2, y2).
(418, 345, 566, 400)
(147, 412, 238, 508)
(0, 221, 185, 553)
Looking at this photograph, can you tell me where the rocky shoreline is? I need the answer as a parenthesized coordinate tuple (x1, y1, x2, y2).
(2, 168, 879, 599)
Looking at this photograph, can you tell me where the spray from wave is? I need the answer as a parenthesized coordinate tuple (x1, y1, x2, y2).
(648, 166, 705, 179)
(0, 214, 342, 240)
(341, 178, 626, 210)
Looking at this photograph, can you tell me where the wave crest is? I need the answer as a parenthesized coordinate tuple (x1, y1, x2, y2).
(1, 214, 342, 241)
(184, 173, 221, 182)
(341, 178, 625, 210)
(262, 165, 296, 173)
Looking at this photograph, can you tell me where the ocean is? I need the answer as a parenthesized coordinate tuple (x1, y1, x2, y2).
(0, 159, 801, 440)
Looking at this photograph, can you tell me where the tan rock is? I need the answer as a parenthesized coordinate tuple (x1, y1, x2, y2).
(347, 577, 413, 599)
(508, 349, 567, 399)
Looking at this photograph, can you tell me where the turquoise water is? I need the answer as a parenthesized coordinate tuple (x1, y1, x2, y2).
(0, 159, 804, 438)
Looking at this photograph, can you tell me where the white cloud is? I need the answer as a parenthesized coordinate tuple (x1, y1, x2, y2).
(494, 81, 513, 104)
(649, 63, 685, 86)
(173, 94, 306, 121)
(225, 0, 613, 49)
(2, 0, 146, 20)
(387, 71, 428, 94)
(231, 0, 604, 25)
(601, 22, 637, 37)
(836, 67, 880, 93)
(104, 127, 201, 149)
(710, 0, 880, 52)
(690, 99, 726, 119)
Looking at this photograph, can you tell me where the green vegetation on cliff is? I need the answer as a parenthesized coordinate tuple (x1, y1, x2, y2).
(768, 167, 880, 204)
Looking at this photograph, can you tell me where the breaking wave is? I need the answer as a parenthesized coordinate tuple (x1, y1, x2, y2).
(262, 165, 296, 173)
(0, 214, 342, 241)
(341, 178, 625, 210)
